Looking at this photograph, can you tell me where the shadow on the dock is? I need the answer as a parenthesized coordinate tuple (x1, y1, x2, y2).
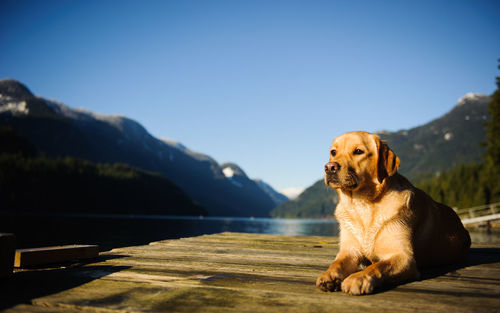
(466, 247, 500, 265)
(367, 247, 500, 296)
(0, 263, 130, 310)
(419, 247, 500, 281)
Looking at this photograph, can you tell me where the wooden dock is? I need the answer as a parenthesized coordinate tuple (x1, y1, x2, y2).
(1, 232, 499, 312)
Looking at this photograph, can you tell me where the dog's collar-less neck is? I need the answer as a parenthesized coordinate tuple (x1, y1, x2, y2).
(339, 174, 395, 203)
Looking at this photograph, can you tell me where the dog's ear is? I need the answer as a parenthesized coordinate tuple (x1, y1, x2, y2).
(376, 137, 400, 183)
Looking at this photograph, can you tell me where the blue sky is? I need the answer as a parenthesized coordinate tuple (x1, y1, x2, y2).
(1, 0, 499, 195)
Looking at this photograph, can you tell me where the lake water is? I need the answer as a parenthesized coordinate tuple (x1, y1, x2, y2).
(0, 214, 339, 251)
(0, 213, 498, 251)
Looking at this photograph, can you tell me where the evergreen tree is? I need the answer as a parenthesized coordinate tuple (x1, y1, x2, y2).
(485, 59, 500, 168)
(417, 61, 500, 208)
(0, 128, 206, 215)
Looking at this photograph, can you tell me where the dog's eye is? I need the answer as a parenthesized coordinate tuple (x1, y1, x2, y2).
(331, 150, 336, 157)
(354, 149, 364, 155)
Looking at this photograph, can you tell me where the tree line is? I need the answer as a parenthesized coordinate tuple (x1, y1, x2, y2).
(0, 126, 205, 215)
(417, 61, 500, 209)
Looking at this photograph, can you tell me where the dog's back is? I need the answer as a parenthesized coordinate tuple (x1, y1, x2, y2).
(410, 187, 471, 267)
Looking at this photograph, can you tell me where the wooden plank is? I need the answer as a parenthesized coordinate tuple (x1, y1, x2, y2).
(14, 245, 99, 268)
(1, 233, 499, 313)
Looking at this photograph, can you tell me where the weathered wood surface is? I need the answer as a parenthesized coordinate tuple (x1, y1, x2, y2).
(14, 245, 99, 268)
(1, 232, 499, 312)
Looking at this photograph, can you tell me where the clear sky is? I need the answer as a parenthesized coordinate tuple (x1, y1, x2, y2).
(1, 0, 499, 196)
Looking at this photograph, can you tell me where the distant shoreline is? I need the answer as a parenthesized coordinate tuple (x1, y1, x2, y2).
(0, 211, 339, 222)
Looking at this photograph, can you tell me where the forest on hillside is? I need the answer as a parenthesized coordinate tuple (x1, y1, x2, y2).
(0, 126, 206, 216)
(416, 64, 500, 208)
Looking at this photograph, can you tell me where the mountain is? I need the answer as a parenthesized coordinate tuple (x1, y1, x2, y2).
(0, 126, 206, 215)
(219, 162, 288, 207)
(254, 179, 288, 206)
(217, 162, 288, 207)
(271, 93, 491, 218)
(376, 93, 491, 179)
(270, 180, 337, 218)
(0, 79, 282, 217)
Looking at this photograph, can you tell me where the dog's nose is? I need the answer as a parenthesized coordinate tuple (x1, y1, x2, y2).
(325, 162, 341, 173)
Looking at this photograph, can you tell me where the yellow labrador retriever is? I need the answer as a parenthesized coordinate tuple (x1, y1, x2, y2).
(316, 131, 470, 295)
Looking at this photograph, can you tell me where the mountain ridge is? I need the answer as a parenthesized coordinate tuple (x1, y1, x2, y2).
(0, 79, 286, 217)
(271, 93, 491, 218)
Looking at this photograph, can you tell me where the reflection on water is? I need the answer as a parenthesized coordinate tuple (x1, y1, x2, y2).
(193, 216, 340, 237)
(70, 214, 341, 237)
(468, 228, 500, 244)
(0, 213, 498, 251)
(0, 214, 339, 251)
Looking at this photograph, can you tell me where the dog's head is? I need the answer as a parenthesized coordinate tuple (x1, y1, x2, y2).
(324, 131, 400, 191)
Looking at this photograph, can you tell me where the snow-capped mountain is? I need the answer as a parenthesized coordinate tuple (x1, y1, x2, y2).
(272, 92, 492, 218)
(375, 92, 491, 179)
(220, 162, 288, 206)
(0, 79, 285, 217)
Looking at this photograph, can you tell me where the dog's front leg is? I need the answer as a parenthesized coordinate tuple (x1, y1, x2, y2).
(316, 246, 361, 292)
(341, 254, 419, 295)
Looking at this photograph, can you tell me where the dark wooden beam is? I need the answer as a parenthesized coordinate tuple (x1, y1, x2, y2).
(14, 245, 99, 268)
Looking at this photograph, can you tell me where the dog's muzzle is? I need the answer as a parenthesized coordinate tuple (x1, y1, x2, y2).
(325, 162, 341, 184)
(325, 162, 359, 189)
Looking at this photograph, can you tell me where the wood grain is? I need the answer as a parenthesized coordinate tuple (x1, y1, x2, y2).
(14, 245, 99, 268)
(1, 232, 499, 312)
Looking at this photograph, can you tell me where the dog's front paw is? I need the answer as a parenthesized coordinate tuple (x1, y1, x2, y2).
(341, 272, 377, 295)
(316, 271, 343, 292)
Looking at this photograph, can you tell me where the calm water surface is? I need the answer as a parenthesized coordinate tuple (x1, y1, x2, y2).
(0, 213, 497, 251)
(0, 214, 339, 251)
